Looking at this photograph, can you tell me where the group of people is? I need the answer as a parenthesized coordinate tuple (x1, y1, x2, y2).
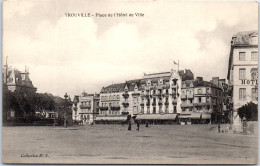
(128, 120, 149, 131)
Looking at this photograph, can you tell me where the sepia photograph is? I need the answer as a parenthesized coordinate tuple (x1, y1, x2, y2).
(2, 0, 258, 164)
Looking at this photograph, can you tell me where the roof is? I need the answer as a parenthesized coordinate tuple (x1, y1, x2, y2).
(231, 30, 258, 46)
(227, 30, 258, 79)
(183, 80, 221, 89)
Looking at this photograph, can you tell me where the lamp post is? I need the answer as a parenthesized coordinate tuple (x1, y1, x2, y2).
(64, 93, 68, 128)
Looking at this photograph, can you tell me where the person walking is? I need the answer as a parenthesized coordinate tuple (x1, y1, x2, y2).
(136, 120, 140, 131)
(218, 123, 221, 133)
(145, 120, 149, 127)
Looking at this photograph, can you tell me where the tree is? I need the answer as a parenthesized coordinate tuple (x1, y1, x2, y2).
(237, 102, 258, 121)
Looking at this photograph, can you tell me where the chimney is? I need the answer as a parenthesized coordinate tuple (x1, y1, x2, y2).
(212, 77, 219, 86)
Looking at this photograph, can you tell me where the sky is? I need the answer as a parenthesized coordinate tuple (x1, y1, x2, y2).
(3, 0, 258, 98)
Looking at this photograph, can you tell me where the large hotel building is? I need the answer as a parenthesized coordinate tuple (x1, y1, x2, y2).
(95, 68, 225, 124)
(227, 31, 258, 125)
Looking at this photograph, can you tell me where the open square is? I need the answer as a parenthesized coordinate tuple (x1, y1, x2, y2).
(2, 124, 257, 164)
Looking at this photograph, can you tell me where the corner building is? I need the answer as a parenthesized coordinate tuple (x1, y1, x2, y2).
(227, 31, 258, 125)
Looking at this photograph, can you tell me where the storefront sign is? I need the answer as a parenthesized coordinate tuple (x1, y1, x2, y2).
(241, 79, 258, 85)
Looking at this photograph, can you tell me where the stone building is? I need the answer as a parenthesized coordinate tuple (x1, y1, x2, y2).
(179, 77, 224, 124)
(72, 92, 100, 124)
(227, 30, 258, 125)
(97, 69, 195, 124)
(2, 65, 37, 93)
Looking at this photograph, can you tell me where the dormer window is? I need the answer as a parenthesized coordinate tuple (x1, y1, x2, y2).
(134, 84, 138, 91)
(183, 82, 186, 88)
(147, 80, 151, 86)
(159, 78, 163, 85)
(251, 36, 258, 45)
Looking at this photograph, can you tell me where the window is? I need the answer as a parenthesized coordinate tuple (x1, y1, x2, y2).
(153, 107, 156, 114)
(141, 107, 144, 114)
(206, 88, 210, 94)
(199, 97, 202, 103)
(165, 106, 169, 113)
(173, 106, 177, 113)
(239, 52, 245, 61)
(252, 88, 258, 100)
(239, 69, 246, 79)
(251, 52, 258, 61)
(197, 89, 202, 94)
(239, 88, 246, 100)
(147, 107, 150, 114)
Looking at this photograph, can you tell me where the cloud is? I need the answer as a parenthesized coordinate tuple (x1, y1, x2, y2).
(3, 1, 258, 97)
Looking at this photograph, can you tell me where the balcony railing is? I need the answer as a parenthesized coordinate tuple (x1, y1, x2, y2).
(122, 93, 129, 98)
(110, 106, 120, 110)
(180, 103, 193, 107)
(172, 99, 177, 105)
(165, 101, 169, 105)
(187, 94, 193, 99)
(158, 100, 163, 105)
(80, 105, 91, 109)
(99, 106, 108, 110)
(194, 102, 211, 106)
(122, 102, 129, 107)
(180, 94, 187, 99)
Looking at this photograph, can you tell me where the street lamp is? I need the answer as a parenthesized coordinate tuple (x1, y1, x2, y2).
(64, 93, 68, 128)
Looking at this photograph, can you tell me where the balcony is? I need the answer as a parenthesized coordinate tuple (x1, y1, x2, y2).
(132, 92, 140, 96)
(158, 100, 163, 105)
(146, 102, 150, 106)
(180, 103, 193, 107)
(194, 102, 210, 106)
(110, 106, 120, 110)
(181, 94, 187, 99)
(152, 102, 156, 106)
(140, 103, 144, 106)
(187, 94, 194, 99)
(165, 101, 169, 105)
(80, 105, 91, 109)
(122, 102, 129, 108)
(99, 106, 108, 110)
(122, 93, 129, 98)
(172, 99, 177, 105)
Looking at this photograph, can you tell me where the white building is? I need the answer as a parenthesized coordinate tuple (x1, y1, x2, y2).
(227, 31, 258, 125)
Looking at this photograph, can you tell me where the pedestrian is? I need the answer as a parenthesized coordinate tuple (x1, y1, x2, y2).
(145, 120, 149, 127)
(218, 123, 221, 133)
(136, 120, 140, 131)
(128, 120, 131, 131)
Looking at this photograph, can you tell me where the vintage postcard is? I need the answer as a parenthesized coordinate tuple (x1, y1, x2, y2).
(2, 0, 258, 164)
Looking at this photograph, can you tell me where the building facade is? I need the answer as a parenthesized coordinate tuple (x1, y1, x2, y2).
(97, 69, 195, 124)
(180, 77, 224, 124)
(227, 31, 258, 125)
(72, 92, 100, 124)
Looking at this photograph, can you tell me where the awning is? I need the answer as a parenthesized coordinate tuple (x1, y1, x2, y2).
(201, 113, 211, 119)
(191, 113, 202, 119)
(136, 114, 177, 120)
(179, 114, 191, 119)
(95, 116, 127, 121)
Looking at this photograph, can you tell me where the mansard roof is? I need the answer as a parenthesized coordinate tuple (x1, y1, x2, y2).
(231, 30, 258, 46)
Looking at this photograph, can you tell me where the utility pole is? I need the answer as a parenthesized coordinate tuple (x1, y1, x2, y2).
(64, 93, 68, 128)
